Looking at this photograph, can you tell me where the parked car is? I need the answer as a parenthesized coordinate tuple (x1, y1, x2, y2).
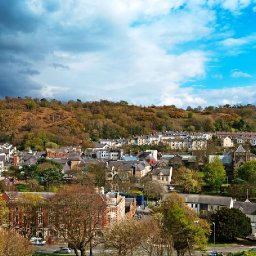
(207, 251, 223, 256)
(30, 237, 46, 246)
(54, 247, 73, 254)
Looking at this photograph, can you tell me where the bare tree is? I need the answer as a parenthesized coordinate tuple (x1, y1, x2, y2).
(143, 181, 165, 200)
(105, 219, 144, 256)
(0, 228, 35, 256)
(48, 186, 106, 256)
(140, 215, 174, 256)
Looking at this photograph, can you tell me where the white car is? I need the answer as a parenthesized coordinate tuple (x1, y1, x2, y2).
(30, 237, 46, 246)
(54, 247, 73, 254)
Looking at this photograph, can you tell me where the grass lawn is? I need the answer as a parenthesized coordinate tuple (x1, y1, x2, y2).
(16, 183, 30, 192)
(207, 238, 256, 248)
(231, 251, 256, 256)
(33, 253, 110, 256)
(33, 253, 75, 256)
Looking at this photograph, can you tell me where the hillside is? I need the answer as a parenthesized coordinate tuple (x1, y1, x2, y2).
(0, 98, 256, 150)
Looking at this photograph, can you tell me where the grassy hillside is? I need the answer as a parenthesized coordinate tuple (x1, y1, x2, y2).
(0, 98, 256, 150)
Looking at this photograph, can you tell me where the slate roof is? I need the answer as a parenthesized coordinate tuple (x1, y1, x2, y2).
(50, 158, 67, 165)
(108, 160, 138, 171)
(23, 155, 38, 166)
(93, 142, 108, 149)
(0, 154, 6, 162)
(233, 201, 256, 215)
(5, 191, 55, 201)
(181, 194, 233, 207)
(152, 168, 171, 176)
(235, 145, 246, 153)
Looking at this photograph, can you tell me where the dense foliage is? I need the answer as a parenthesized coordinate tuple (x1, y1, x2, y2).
(156, 193, 210, 256)
(237, 161, 256, 183)
(210, 207, 251, 242)
(0, 98, 256, 149)
(204, 157, 226, 190)
(6, 159, 63, 190)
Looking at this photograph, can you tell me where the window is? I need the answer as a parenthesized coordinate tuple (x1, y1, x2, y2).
(48, 215, 55, 225)
(15, 215, 19, 225)
(38, 214, 43, 225)
(23, 215, 27, 224)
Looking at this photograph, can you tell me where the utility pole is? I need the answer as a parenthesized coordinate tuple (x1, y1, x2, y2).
(213, 222, 216, 252)
(89, 239, 93, 256)
(187, 238, 192, 256)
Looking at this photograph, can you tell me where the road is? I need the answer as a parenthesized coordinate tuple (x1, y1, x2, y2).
(204, 244, 256, 255)
(36, 244, 256, 255)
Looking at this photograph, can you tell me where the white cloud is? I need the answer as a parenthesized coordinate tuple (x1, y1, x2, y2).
(1, 0, 256, 106)
(159, 85, 256, 108)
(221, 34, 256, 47)
(39, 84, 68, 98)
(231, 70, 253, 78)
(221, 0, 251, 12)
(29, 0, 209, 105)
(199, 85, 256, 106)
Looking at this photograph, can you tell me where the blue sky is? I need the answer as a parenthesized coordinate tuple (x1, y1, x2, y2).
(1, 0, 256, 107)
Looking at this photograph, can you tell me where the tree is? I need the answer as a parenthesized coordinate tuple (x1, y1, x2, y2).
(143, 180, 165, 200)
(0, 198, 9, 227)
(25, 100, 37, 111)
(36, 160, 63, 189)
(204, 157, 226, 190)
(157, 193, 210, 256)
(19, 165, 38, 181)
(237, 160, 256, 184)
(105, 219, 144, 256)
(0, 228, 35, 256)
(210, 207, 251, 242)
(48, 186, 106, 256)
(140, 214, 174, 256)
(172, 167, 202, 193)
(81, 163, 106, 187)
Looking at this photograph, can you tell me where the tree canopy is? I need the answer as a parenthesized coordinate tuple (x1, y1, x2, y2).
(210, 207, 251, 242)
(204, 157, 226, 190)
(172, 167, 202, 193)
(157, 193, 210, 256)
(237, 160, 256, 184)
(0, 97, 256, 147)
(48, 186, 106, 256)
(0, 228, 35, 256)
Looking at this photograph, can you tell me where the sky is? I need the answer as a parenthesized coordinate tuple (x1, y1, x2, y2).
(1, 0, 256, 108)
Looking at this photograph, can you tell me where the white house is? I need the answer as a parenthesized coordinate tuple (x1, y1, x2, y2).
(222, 136, 234, 148)
(152, 167, 173, 187)
(181, 194, 234, 216)
(250, 138, 256, 146)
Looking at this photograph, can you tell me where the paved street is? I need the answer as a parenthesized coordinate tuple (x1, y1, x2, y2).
(35, 243, 256, 255)
(204, 245, 256, 255)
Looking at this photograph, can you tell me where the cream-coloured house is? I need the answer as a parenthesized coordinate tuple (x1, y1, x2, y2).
(191, 139, 207, 151)
(222, 136, 234, 148)
(152, 167, 173, 186)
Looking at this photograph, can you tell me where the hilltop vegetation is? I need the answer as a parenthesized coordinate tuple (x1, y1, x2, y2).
(0, 97, 256, 150)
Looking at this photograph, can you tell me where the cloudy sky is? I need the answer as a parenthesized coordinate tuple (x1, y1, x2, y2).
(1, 0, 256, 107)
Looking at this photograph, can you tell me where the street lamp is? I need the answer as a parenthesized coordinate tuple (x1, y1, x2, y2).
(212, 222, 216, 252)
